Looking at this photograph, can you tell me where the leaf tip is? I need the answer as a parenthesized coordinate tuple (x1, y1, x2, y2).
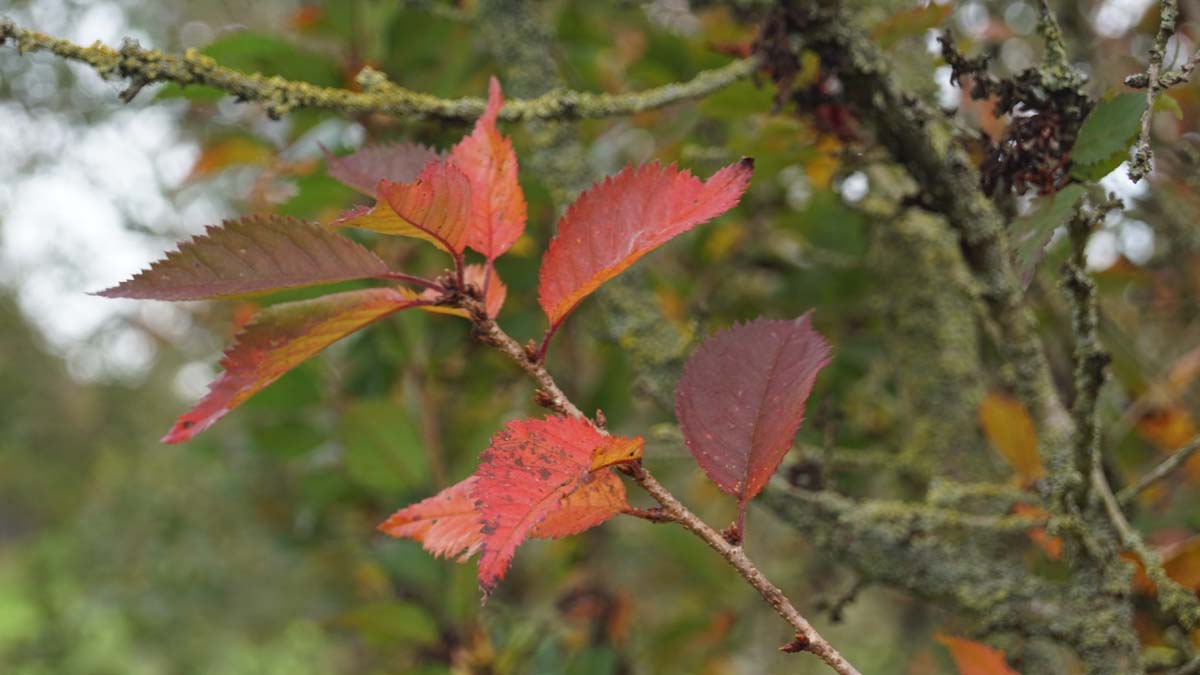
(738, 156, 755, 172)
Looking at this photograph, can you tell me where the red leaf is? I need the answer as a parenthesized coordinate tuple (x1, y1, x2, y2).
(95, 216, 390, 301)
(675, 313, 830, 508)
(934, 634, 1021, 675)
(537, 159, 752, 329)
(164, 288, 417, 443)
(379, 469, 627, 560)
(334, 159, 472, 254)
(449, 77, 527, 260)
(378, 476, 484, 561)
(321, 142, 441, 197)
(472, 417, 635, 596)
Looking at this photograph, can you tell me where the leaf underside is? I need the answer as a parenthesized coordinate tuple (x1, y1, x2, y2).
(537, 159, 753, 328)
(334, 159, 473, 254)
(95, 215, 391, 301)
(322, 142, 442, 197)
(449, 77, 527, 260)
(164, 288, 417, 443)
(675, 314, 831, 506)
(471, 416, 631, 596)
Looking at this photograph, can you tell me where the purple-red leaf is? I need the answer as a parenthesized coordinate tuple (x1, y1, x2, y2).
(95, 216, 390, 301)
(449, 77, 527, 260)
(537, 159, 752, 329)
(472, 416, 635, 597)
(675, 313, 831, 508)
(322, 142, 442, 197)
(334, 159, 472, 254)
(164, 288, 417, 443)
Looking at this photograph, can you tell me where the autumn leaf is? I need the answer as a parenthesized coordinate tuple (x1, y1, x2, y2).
(334, 159, 472, 254)
(978, 392, 1043, 484)
(378, 476, 484, 562)
(934, 634, 1021, 675)
(95, 216, 390, 301)
(321, 142, 441, 196)
(449, 77, 527, 260)
(379, 469, 629, 560)
(537, 159, 753, 330)
(472, 416, 636, 597)
(675, 313, 831, 516)
(163, 288, 418, 443)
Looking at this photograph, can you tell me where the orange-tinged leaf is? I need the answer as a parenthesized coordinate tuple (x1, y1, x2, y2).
(378, 476, 484, 561)
(450, 77, 527, 260)
(934, 634, 1021, 675)
(530, 470, 628, 539)
(472, 417, 634, 596)
(380, 458, 627, 561)
(1133, 534, 1200, 592)
(1136, 406, 1198, 452)
(164, 288, 416, 443)
(189, 136, 273, 180)
(675, 313, 831, 508)
(334, 160, 472, 254)
(537, 159, 753, 328)
(979, 392, 1043, 483)
(589, 435, 644, 471)
(321, 142, 441, 196)
(400, 264, 507, 319)
(95, 216, 390, 301)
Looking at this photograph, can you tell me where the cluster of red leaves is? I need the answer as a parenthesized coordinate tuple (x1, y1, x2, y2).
(99, 75, 835, 596)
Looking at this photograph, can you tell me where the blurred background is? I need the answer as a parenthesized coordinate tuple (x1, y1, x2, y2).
(1, 0, 1199, 673)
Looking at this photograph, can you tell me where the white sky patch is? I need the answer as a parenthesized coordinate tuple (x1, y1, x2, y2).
(839, 172, 870, 203)
(934, 65, 960, 109)
(0, 2, 226, 383)
(1093, 0, 1155, 39)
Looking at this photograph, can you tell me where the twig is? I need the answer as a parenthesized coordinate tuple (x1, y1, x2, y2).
(1128, 0, 1181, 182)
(1118, 434, 1200, 505)
(0, 17, 758, 122)
(461, 296, 860, 675)
(1094, 465, 1200, 631)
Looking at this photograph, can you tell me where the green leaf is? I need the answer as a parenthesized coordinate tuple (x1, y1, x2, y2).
(1011, 184, 1086, 288)
(1070, 93, 1145, 181)
(334, 602, 438, 646)
(339, 399, 430, 494)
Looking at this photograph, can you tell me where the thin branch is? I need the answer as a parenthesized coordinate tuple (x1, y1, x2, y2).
(1118, 434, 1200, 505)
(0, 18, 758, 122)
(1095, 465, 1200, 631)
(461, 296, 860, 675)
(1128, 0, 1181, 182)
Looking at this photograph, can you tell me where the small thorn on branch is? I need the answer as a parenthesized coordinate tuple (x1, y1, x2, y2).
(780, 633, 812, 653)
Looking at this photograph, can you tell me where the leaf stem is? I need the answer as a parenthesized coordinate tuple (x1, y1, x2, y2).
(379, 271, 444, 292)
(462, 296, 860, 675)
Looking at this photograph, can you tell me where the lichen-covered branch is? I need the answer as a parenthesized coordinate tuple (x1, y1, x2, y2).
(1127, 0, 1182, 182)
(764, 2, 1077, 496)
(0, 16, 757, 122)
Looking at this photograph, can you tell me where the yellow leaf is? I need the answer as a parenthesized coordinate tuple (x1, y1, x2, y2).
(979, 392, 1043, 483)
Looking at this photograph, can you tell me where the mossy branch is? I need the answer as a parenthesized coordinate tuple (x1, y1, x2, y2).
(0, 16, 758, 121)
